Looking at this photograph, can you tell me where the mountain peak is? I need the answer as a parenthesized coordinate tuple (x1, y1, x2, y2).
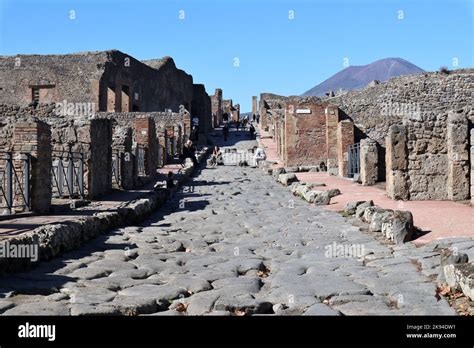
(302, 58, 424, 96)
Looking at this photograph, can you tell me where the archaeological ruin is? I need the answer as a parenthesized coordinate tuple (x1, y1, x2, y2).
(259, 68, 474, 204)
(0, 50, 227, 213)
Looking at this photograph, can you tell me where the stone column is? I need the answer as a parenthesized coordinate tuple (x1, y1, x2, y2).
(112, 127, 135, 190)
(252, 96, 257, 117)
(13, 120, 52, 213)
(360, 139, 378, 185)
(215, 89, 223, 127)
(166, 126, 174, 160)
(157, 127, 167, 166)
(386, 124, 409, 200)
(325, 105, 339, 175)
(447, 111, 469, 201)
(89, 119, 113, 199)
(260, 100, 268, 130)
(336, 120, 354, 177)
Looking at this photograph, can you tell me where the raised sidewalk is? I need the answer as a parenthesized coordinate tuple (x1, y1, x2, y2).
(257, 126, 474, 245)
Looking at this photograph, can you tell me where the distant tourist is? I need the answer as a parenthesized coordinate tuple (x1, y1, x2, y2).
(252, 114, 256, 122)
(166, 171, 175, 189)
(223, 113, 229, 123)
(249, 123, 255, 139)
(253, 146, 266, 167)
(256, 114, 260, 124)
(189, 126, 199, 144)
(210, 146, 222, 167)
(223, 123, 229, 142)
(182, 140, 198, 166)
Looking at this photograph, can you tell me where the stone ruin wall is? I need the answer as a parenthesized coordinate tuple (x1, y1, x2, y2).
(210, 89, 223, 127)
(0, 104, 192, 198)
(0, 52, 104, 107)
(326, 69, 474, 145)
(0, 103, 113, 199)
(0, 50, 194, 113)
(326, 69, 474, 200)
(191, 84, 212, 140)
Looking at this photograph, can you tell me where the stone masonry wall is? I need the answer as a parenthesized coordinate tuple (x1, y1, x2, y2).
(325, 69, 474, 146)
(191, 84, 212, 142)
(284, 102, 328, 167)
(210, 89, 223, 128)
(12, 120, 52, 213)
(336, 120, 354, 177)
(0, 50, 194, 113)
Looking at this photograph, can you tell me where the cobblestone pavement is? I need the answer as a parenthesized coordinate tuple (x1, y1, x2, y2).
(0, 130, 464, 316)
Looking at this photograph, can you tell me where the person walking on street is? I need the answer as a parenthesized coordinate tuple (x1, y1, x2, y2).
(249, 123, 255, 139)
(223, 123, 229, 142)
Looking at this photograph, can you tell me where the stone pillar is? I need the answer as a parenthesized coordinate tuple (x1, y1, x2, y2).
(336, 120, 354, 177)
(166, 126, 174, 160)
(13, 120, 52, 213)
(447, 111, 469, 201)
(232, 104, 240, 122)
(252, 96, 257, 118)
(360, 139, 378, 185)
(182, 110, 191, 141)
(112, 127, 135, 190)
(214, 89, 223, 127)
(260, 99, 268, 130)
(133, 117, 158, 177)
(88, 119, 113, 199)
(157, 127, 167, 166)
(325, 105, 339, 175)
(386, 124, 409, 200)
(174, 125, 181, 155)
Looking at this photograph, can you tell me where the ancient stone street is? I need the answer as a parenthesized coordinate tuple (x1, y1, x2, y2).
(0, 130, 460, 316)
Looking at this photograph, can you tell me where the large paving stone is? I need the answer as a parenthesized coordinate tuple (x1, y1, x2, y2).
(3, 301, 70, 316)
(303, 303, 341, 316)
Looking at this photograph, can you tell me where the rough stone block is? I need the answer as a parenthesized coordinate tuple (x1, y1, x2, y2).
(443, 263, 474, 300)
(360, 139, 378, 185)
(278, 173, 299, 186)
(381, 210, 414, 244)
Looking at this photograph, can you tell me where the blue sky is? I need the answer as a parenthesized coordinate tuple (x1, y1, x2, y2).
(0, 0, 473, 112)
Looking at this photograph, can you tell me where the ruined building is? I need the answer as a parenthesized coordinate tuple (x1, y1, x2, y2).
(0, 50, 219, 213)
(260, 68, 474, 203)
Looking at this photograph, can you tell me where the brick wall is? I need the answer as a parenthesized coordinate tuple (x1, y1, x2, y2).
(336, 120, 354, 177)
(12, 120, 52, 213)
(325, 105, 339, 174)
(284, 102, 327, 167)
(210, 89, 223, 128)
